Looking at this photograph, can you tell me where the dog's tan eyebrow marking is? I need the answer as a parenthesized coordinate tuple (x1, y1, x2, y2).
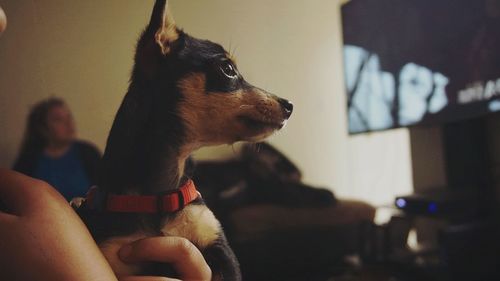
(225, 52, 237, 64)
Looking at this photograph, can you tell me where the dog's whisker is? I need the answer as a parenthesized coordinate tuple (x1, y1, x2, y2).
(239, 105, 255, 109)
(255, 142, 262, 153)
(232, 45, 239, 58)
(247, 142, 256, 154)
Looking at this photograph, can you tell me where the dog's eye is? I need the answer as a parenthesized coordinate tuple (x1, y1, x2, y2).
(220, 61, 238, 79)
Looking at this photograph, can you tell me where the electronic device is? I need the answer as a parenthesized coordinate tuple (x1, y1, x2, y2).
(341, 0, 500, 134)
(394, 190, 482, 218)
(341, 0, 499, 214)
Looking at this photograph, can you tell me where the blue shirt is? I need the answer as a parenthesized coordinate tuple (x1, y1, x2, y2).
(34, 144, 91, 201)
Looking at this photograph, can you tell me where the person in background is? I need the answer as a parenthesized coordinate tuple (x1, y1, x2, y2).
(13, 97, 100, 201)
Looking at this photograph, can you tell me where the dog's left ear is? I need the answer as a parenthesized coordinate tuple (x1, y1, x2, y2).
(148, 0, 179, 55)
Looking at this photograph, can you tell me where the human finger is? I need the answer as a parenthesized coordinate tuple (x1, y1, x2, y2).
(119, 236, 211, 281)
(119, 276, 181, 281)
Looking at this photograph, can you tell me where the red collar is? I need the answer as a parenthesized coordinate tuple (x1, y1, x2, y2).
(85, 180, 200, 213)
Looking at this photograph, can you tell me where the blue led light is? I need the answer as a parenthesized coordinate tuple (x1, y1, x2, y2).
(428, 202, 438, 213)
(396, 198, 407, 208)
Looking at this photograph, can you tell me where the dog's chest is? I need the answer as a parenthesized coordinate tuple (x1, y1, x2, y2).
(100, 204, 221, 276)
(161, 204, 221, 248)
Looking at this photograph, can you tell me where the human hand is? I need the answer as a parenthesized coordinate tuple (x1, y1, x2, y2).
(0, 169, 118, 281)
(118, 236, 212, 281)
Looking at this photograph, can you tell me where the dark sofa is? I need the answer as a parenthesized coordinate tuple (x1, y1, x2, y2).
(192, 143, 375, 281)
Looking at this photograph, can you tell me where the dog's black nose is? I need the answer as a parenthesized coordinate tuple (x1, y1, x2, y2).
(278, 98, 293, 118)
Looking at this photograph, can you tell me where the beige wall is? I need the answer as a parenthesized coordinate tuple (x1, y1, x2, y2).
(0, 0, 413, 206)
(0, 0, 150, 165)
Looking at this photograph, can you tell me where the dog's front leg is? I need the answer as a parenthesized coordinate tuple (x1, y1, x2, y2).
(161, 203, 241, 280)
(203, 232, 242, 281)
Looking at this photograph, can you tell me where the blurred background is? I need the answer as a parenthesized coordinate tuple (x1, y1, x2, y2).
(1, 1, 499, 281)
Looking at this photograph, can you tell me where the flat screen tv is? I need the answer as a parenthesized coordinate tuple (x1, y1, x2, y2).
(341, 0, 500, 134)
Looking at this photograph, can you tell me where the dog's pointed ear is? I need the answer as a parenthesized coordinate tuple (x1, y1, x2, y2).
(148, 0, 179, 55)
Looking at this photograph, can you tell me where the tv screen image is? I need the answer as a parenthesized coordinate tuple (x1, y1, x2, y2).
(342, 0, 500, 134)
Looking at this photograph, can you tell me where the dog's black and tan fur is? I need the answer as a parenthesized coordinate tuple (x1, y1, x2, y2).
(77, 0, 293, 280)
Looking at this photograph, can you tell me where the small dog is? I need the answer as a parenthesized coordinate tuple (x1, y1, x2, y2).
(76, 0, 292, 280)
